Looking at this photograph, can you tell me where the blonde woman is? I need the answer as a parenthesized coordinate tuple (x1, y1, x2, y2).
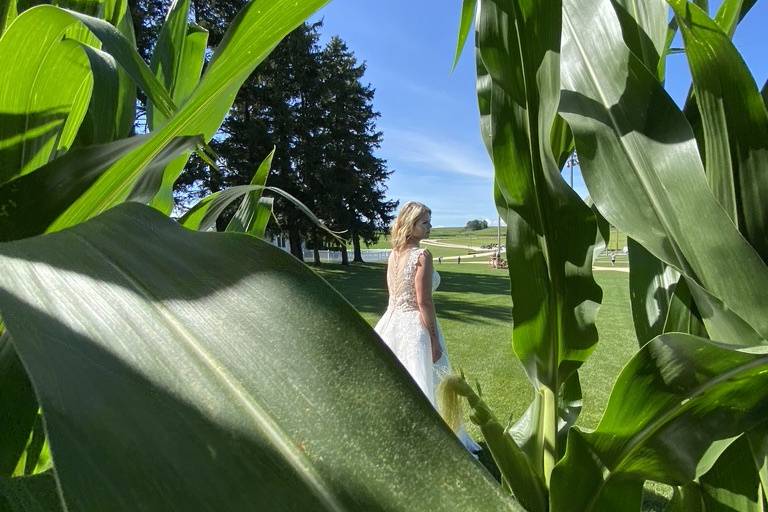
(375, 201, 480, 453)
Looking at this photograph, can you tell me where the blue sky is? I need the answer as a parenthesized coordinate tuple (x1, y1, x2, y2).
(311, 1, 767, 228)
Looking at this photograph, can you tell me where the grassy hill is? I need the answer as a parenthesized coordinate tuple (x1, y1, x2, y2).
(359, 225, 629, 255)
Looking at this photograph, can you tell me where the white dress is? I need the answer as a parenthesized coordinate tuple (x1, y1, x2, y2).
(374, 247, 481, 453)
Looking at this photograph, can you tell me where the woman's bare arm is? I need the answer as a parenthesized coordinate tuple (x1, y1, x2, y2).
(414, 250, 442, 363)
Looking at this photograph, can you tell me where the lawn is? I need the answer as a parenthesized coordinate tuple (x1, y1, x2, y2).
(313, 261, 637, 431)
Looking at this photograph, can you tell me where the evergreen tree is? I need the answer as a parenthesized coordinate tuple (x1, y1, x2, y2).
(318, 37, 397, 264)
(131, 4, 397, 263)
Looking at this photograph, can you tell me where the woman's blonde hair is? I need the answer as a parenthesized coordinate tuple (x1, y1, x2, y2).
(390, 201, 431, 251)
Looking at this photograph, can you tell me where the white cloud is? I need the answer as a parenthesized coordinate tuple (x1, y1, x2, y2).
(382, 128, 493, 179)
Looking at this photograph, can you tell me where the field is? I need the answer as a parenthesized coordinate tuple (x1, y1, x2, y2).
(358, 226, 630, 261)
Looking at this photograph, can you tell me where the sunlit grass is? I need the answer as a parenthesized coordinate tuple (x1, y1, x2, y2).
(314, 262, 636, 431)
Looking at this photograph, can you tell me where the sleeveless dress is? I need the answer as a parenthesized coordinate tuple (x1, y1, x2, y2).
(374, 247, 481, 453)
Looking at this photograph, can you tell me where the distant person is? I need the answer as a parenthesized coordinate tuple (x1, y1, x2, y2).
(438, 256, 442, 264)
(610, 252, 616, 267)
(374, 201, 479, 453)
(457, 256, 461, 264)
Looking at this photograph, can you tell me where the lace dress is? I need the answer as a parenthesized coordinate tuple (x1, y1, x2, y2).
(374, 247, 481, 453)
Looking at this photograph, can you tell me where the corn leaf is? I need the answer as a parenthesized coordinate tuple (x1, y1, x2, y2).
(48, 0, 330, 232)
(670, 0, 768, 263)
(0, 203, 519, 511)
(560, 0, 768, 343)
(696, 435, 763, 511)
(611, 0, 668, 74)
(550, 334, 768, 511)
(0, 0, 17, 38)
(0, 9, 94, 181)
(761, 80, 767, 107)
(180, 184, 341, 243)
(75, 46, 126, 145)
(441, 375, 547, 512)
(0, 472, 63, 512)
(147, 21, 208, 214)
(662, 277, 707, 338)
(0, 135, 198, 242)
(0, 333, 37, 477)
(627, 238, 679, 345)
(225, 147, 274, 236)
(148, 0, 208, 130)
(713, 0, 758, 37)
(452, 0, 476, 71)
(73, 0, 136, 145)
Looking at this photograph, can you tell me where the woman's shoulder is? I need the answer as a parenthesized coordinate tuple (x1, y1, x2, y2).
(417, 247, 433, 265)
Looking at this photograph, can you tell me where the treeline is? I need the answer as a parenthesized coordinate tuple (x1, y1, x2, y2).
(131, 0, 398, 264)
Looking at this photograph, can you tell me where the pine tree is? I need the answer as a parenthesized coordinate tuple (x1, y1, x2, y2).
(318, 37, 397, 264)
(131, 5, 397, 262)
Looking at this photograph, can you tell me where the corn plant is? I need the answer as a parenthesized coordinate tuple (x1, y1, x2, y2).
(440, 0, 768, 510)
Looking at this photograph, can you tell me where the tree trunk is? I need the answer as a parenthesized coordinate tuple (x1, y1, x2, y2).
(340, 242, 349, 266)
(352, 231, 364, 263)
(288, 222, 304, 261)
(312, 230, 321, 266)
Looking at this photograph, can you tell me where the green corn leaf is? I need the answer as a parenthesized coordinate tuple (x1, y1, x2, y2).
(627, 238, 679, 346)
(670, 0, 768, 263)
(226, 147, 274, 236)
(73, 0, 137, 145)
(476, 0, 603, 483)
(0, 333, 37, 477)
(684, 279, 765, 346)
(0, 9, 95, 182)
(658, 16, 678, 80)
(75, 46, 125, 145)
(0, 203, 520, 511)
(451, 0, 476, 71)
(439, 374, 547, 512)
(250, 197, 275, 239)
(560, 0, 768, 343)
(148, 0, 208, 130)
(0, 0, 17, 37)
(662, 277, 707, 338)
(551, 114, 574, 170)
(611, 0, 668, 74)
(713, 0, 758, 37)
(180, 184, 343, 243)
(696, 435, 763, 511)
(0, 472, 64, 512)
(747, 428, 768, 506)
(550, 334, 768, 512)
(0, 135, 199, 242)
(49, 0, 330, 232)
(761, 80, 767, 107)
(147, 21, 208, 214)
(666, 484, 705, 512)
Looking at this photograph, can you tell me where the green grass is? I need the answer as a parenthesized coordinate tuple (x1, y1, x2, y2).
(313, 262, 636, 430)
(358, 226, 629, 254)
(313, 260, 671, 508)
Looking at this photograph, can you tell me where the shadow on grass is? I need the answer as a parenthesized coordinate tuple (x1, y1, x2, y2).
(314, 263, 512, 324)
